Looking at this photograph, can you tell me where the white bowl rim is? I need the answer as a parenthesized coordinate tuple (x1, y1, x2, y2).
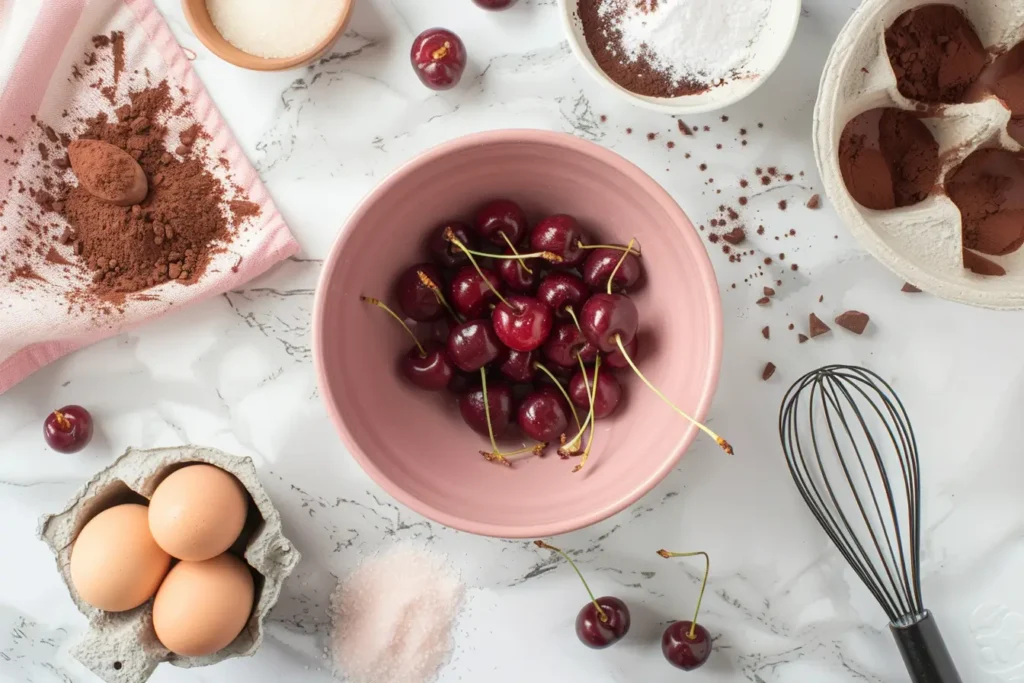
(312, 129, 724, 538)
(557, 0, 803, 114)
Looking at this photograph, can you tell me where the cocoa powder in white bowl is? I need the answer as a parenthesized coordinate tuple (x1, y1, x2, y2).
(559, 0, 801, 114)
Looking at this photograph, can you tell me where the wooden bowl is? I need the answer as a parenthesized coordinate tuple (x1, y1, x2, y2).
(181, 0, 354, 71)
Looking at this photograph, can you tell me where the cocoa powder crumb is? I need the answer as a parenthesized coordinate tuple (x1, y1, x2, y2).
(778, 200, 788, 211)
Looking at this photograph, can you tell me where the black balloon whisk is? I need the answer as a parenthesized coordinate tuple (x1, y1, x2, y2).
(779, 365, 961, 683)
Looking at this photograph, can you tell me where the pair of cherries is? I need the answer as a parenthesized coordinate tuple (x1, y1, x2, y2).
(410, 0, 517, 90)
(535, 541, 715, 671)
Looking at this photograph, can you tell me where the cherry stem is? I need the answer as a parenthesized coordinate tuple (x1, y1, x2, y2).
(360, 296, 426, 357)
(445, 230, 512, 309)
(488, 442, 548, 463)
(606, 238, 637, 295)
(532, 363, 582, 435)
(614, 335, 733, 455)
(565, 305, 583, 333)
(657, 550, 710, 640)
(53, 410, 70, 431)
(499, 232, 534, 275)
(479, 368, 511, 467)
(573, 355, 601, 473)
(534, 541, 608, 623)
(417, 270, 460, 321)
(577, 240, 642, 257)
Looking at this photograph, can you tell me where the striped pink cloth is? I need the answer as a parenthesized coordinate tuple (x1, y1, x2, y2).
(0, 0, 298, 394)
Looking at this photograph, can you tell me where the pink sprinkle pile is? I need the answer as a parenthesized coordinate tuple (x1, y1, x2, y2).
(330, 544, 464, 683)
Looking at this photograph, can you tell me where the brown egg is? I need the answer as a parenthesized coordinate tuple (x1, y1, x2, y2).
(67, 139, 148, 206)
(148, 465, 248, 561)
(70, 503, 172, 612)
(152, 553, 255, 657)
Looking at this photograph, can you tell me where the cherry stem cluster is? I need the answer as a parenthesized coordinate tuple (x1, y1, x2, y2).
(499, 232, 534, 275)
(535, 541, 608, 623)
(572, 354, 601, 472)
(445, 230, 513, 309)
(360, 296, 426, 357)
(657, 549, 710, 640)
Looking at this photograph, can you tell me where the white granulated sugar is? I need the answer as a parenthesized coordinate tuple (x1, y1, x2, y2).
(206, 0, 345, 59)
(600, 0, 772, 85)
(330, 544, 464, 683)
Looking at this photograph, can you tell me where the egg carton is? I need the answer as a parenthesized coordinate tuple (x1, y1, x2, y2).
(38, 446, 301, 683)
(814, 0, 1024, 308)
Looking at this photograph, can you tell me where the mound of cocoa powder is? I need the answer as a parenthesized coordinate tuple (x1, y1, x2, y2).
(838, 108, 939, 211)
(885, 4, 988, 104)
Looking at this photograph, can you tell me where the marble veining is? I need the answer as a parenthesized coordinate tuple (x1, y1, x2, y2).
(2, 0, 1024, 681)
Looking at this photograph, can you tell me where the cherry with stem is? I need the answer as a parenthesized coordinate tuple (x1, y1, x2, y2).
(478, 368, 512, 467)
(658, 549, 713, 671)
(361, 296, 453, 390)
(533, 362, 582, 452)
(606, 238, 636, 295)
(534, 540, 630, 649)
(614, 334, 732, 454)
(558, 354, 600, 459)
(571, 354, 601, 472)
(417, 269, 461, 321)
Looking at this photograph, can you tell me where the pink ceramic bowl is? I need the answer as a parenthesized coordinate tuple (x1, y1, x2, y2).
(313, 130, 722, 538)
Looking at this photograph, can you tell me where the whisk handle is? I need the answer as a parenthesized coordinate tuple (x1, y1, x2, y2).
(890, 611, 962, 683)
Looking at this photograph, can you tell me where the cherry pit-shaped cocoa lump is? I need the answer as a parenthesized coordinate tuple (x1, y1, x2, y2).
(68, 139, 148, 206)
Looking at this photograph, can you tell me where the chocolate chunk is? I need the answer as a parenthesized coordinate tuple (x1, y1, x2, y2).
(901, 282, 921, 293)
(762, 362, 776, 381)
(756, 297, 770, 306)
(809, 313, 830, 338)
(722, 227, 745, 245)
(835, 310, 870, 334)
(798, 333, 809, 343)
(806, 194, 821, 209)
(763, 286, 775, 297)
(761, 326, 770, 339)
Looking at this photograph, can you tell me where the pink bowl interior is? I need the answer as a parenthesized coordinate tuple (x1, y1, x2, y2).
(314, 131, 722, 538)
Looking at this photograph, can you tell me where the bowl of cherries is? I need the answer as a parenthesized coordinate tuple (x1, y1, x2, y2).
(313, 130, 723, 538)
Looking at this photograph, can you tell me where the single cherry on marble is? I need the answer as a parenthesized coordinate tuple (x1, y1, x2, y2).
(43, 405, 93, 453)
(411, 29, 467, 90)
(535, 541, 630, 649)
(658, 550, 713, 671)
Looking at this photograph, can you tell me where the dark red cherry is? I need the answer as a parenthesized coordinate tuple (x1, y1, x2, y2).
(473, 0, 518, 8)
(427, 221, 474, 268)
(491, 295, 553, 352)
(662, 621, 712, 670)
(411, 28, 467, 90)
(447, 319, 505, 372)
(459, 383, 513, 436)
(517, 386, 570, 442)
(43, 405, 93, 453)
(450, 265, 501, 318)
(605, 332, 638, 369)
(536, 272, 589, 318)
(569, 368, 622, 418)
(577, 597, 631, 649)
(580, 293, 638, 353)
(401, 341, 454, 390)
(496, 251, 540, 293)
(498, 348, 538, 382)
(475, 199, 528, 246)
(542, 323, 596, 367)
(582, 248, 642, 292)
(396, 263, 445, 321)
(530, 215, 588, 268)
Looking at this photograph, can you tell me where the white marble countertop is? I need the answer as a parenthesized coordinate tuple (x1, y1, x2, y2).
(3, 0, 1024, 681)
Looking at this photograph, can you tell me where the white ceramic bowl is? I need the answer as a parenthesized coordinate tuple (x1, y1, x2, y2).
(559, 0, 802, 114)
(814, 0, 1024, 309)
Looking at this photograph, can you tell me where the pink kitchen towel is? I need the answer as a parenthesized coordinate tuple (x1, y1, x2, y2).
(0, 0, 299, 394)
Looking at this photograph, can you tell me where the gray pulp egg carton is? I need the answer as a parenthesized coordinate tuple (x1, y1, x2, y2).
(38, 446, 301, 683)
(814, 0, 1024, 308)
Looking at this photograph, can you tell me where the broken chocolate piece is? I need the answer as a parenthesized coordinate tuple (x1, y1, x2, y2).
(763, 286, 775, 297)
(756, 297, 770, 306)
(901, 282, 922, 293)
(835, 310, 870, 335)
(761, 326, 770, 340)
(722, 227, 745, 245)
(809, 313, 831, 338)
(798, 334, 809, 343)
(762, 363, 776, 381)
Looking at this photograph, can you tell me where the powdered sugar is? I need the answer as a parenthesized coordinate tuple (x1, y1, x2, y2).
(330, 544, 464, 683)
(206, 0, 345, 59)
(599, 0, 772, 87)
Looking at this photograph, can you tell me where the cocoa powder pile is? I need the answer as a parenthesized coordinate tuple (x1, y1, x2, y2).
(3, 31, 258, 303)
